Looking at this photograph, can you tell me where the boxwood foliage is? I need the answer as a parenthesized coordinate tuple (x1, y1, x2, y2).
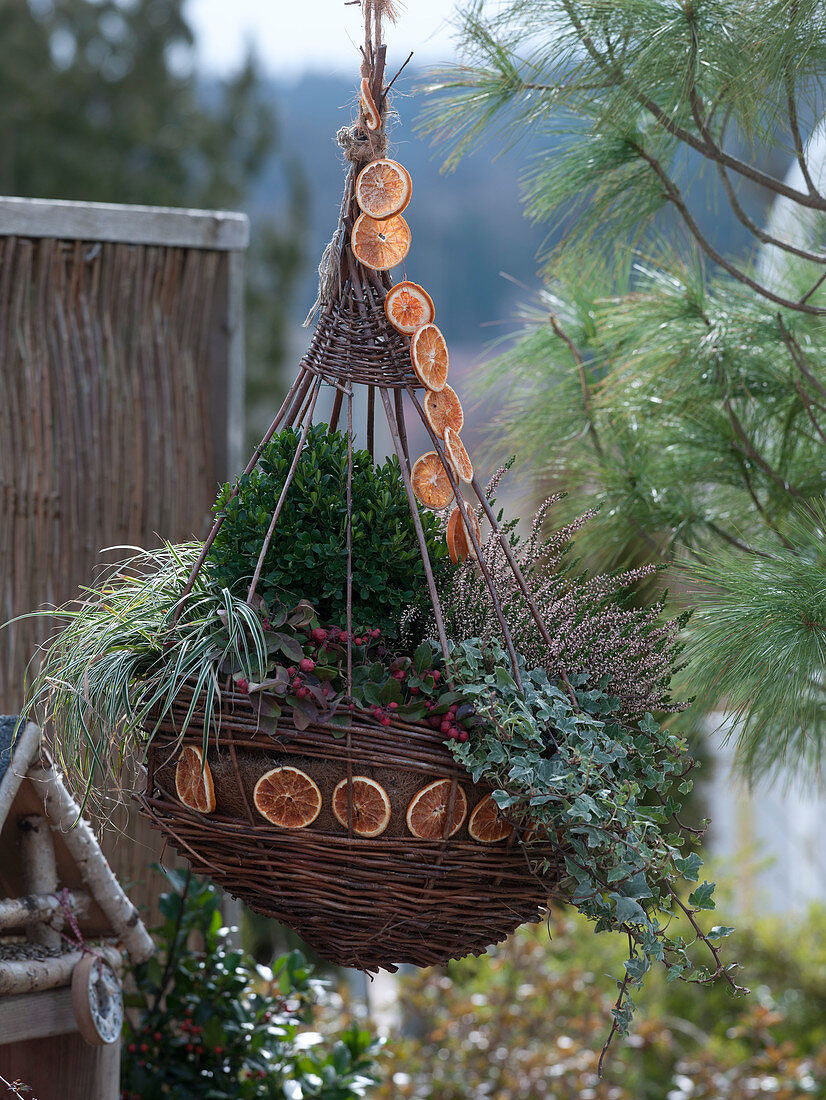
(208, 423, 449, 640)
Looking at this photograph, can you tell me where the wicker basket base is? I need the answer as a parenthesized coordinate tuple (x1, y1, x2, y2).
(140, 688, 558, 971)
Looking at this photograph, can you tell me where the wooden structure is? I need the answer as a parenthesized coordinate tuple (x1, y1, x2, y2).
(0, 195, 249, 923)
(0, 195, 248, 714)
(0, 716, 153, 1099)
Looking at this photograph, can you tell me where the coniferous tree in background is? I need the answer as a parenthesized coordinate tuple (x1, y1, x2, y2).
(0, 0, 305, 409)
(426, 0, 826, 783)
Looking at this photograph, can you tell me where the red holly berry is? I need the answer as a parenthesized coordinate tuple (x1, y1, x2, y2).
(458, 730, 469, 742)
(311, 628, 328, 644)
(128, 1043, 137, 1054)
(381, 716, 392, 726)
(440, 720, 452, 734)
(300, 657, 315, 672)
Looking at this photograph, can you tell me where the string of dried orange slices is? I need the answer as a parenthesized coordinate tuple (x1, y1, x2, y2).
(351, 155, 481, 566)
(172, 158, 501, 846)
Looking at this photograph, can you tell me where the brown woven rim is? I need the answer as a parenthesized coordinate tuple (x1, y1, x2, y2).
(138, 686, 561, 971)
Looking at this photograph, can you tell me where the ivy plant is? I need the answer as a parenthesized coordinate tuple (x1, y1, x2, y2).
(442, 638, 744, 1057)
(208, 424, 449, 640)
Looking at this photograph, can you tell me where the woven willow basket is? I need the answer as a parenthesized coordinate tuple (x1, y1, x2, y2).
(139, 684, 560, 971)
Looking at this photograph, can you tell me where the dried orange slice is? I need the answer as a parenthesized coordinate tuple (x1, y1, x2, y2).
(175, 745, 216, 814)
(406, 778, 467, 839)
(351, 212, 410, 271)
(468, 794, 514, 844)
(411, 451, 454, 510)
(385, 281, 435, 335)
(332, 776, 392, 837)
(253, 766, 321, 829)
(410, 324, 449, 392)
(356, 159, 412, 219)
(360, 77, 381, 131)
(446, 503, 482, 563)
(424, 385, 463, 439)
(444, 426, 473, 484)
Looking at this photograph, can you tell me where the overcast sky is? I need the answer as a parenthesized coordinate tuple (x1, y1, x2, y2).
(187, 0, 460, 77)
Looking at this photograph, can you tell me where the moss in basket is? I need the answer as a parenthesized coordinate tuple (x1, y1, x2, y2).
(207, 423, 450, 640)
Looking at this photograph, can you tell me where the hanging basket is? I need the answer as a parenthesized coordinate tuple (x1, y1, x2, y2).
(138, 684, 561, 971)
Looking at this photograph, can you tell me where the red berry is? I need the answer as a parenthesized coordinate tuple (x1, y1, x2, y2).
(392, 669, 406, 681)
(287, 666, 297, 675)
(128, 1043, 137, 1054)
(236, 678, 249, 694)
(458, 730, 469, 742)
(440, 720, 451, 734)
(311, 628, 328, 643)
(432, 670, 442, 681)
(214, 1045, 223, 1055)
(186, 1043, 194, 1052)
(138, 1060, 145, 1068)
(300, 657, 315, 672)
(140, 1043, 149, 1053)
(388, 701, 398, 709)
(410, 685, 420, 695)
(196, 1046, 204, 1055)
(381, 716, 392, 726)
(153, 1032, 161, 1041)
(429, 716, 442, 729)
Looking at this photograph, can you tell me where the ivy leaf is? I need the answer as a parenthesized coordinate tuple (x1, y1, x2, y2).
(612, 895, 647, 926)
(673, 851, 702, 882)
(688, 881, 717, 911)
(706, 925, 735, 941)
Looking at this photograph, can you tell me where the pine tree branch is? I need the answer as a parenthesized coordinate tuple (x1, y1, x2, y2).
(561, 0, 826, 211)
(800, 270, 826, 305)
(704, 520, 772, 559)
(786, 77, 820, 199)
(722, 397, 807, 500)
(795, 379, 826, 446)
(630, 139, 826, 315)
(777, 314, 826, 404)
(547, 311, 605, 461)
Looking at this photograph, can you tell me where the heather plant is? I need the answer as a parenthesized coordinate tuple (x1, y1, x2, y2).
(437, 469, 687, 719)
(208, 424, 449, 641)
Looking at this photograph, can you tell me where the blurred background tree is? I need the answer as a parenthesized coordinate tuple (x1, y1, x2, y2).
(0, 0, 306, 431)
(425, 0, 826, 783)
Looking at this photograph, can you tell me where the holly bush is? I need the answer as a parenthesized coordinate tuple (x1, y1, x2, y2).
(121, 869, 380, 1100)
(208, 424, 449, 640)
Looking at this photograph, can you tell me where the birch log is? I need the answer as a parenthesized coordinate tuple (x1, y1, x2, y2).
(0, 946, 122, 996)
(0, 890, 89, 932)
(18, 815, 61, 950)
(27, 764, 154, 963)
